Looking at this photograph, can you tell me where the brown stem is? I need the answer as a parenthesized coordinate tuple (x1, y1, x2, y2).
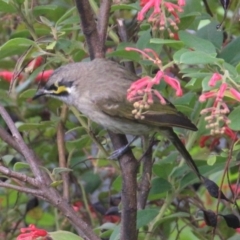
(0, 127, 23, 154)
(0, 104, 100, 239)
(0, 166, 37, 186)
(57, 104, 70, 201)
(116, 18, 135, 73)
(0, 105, 47, 183)
(0, 181, 43, 196)
(75, 0, 103, 59)
(137, 140, 153, 209)
(43, 187, 100, 240)
(75, 1, 139, 239)
(108, 132, 138, 240)
(97, 0, 111, 54)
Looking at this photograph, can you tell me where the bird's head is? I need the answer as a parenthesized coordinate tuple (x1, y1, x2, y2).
(32, 67, 75, 102)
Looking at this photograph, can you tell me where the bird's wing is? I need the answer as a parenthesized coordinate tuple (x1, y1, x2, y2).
(94, 97, 197, 131)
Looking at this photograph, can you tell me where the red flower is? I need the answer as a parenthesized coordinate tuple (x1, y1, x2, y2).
(104, 215, 121, 223)
(25, 57, 44, 73)
(35, 70, 53, 82)
(17, 224, 48, 240)
(140, 0, 149, 7)
(72, 201, 83, 212)
(137, 0, 185, 36)
(0, 71, 23, 82)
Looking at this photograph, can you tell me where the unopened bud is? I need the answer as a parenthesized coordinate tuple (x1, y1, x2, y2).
(133, 102, 140, 109)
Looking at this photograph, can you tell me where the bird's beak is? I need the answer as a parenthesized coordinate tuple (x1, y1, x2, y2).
(32, 89, 46, 100)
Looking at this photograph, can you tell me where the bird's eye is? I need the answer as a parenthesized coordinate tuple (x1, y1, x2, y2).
(48, 84, 58, 91)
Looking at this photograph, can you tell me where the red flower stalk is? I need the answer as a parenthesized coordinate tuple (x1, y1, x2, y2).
(17, 224, 48, 240)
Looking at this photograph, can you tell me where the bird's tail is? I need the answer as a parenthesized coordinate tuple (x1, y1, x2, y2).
(161, 128, 201, 179)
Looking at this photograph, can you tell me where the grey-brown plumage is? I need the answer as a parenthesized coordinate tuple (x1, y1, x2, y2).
(33, 58, 201, 177)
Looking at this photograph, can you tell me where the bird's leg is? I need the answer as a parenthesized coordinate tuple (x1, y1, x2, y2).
(108, 136, 139, 159)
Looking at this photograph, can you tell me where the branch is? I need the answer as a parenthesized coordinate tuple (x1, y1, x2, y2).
(75, 0, 103, 59)
(0, 181, 43, 196)
(137, 140, 154, 209)
(0, 104, 49, 184)
(44, 187, 100, 240)
(97, 0, 111, 54)
(0, 166, 37, 186)
(0, 127, 22, 153)
(75, 1, 139, 239)
(108, 132, 138, 240)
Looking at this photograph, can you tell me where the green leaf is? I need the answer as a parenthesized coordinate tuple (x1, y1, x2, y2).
(150, 39, 184, 49)
(18, 89, 37, 100)
(17, 121, 54, 131)
(49, 231, 83, 240)
(179, 31, 216, 56)
(155, 212, 190, 225)
(153, 164, 173, 179)
(218, 37, 240, 66)
(13, 162, 30, 171)
(110, 225, 120, 240)
(179, 51, 219, 64)
(196, 21, 223, 50)
(136, 30, 162, 52)
(173, 48, 189, 63)
(66, 135, 90, 151)
(81, 171, 102, 193)
(0, 0, 16, 13)
(107, 49, 141, 62)
(33, 5, 67, 21)
(207, 155, 217, 166)
(40, 16, 54, 27)
(25, 207, 55, 227)
(52, 167, 72, 176)
(2, 155, 14, 165)
(149, 177, 172, 200)
(111, 3, 139, 12)
(137, 209, 158, 229)
(56, 7, 76, 26)
(112, 175, 122, 192)
(0, 38, 37, 60)
(229, 106, 240, 131)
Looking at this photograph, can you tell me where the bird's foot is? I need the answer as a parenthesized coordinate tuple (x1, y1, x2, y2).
(108, 136, 138, 159)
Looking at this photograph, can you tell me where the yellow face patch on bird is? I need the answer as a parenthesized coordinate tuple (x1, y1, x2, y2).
(50, 84, 68, 95)
(32, 81, 73, 100)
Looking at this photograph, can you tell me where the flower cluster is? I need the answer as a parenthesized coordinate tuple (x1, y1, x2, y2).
(138, 0, 185, 37)
(16, 224, 48, 240)
(199, 126, 237, 150)
(126, 47, 182, 119)
(199, 72, 240, 137)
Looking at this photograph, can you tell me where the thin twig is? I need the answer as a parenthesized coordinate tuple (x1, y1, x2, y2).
(0, 181, 43, 196)
(0, 104, 46, 183)
(57, 104, 70, 201)
(0, 166, 37, 186)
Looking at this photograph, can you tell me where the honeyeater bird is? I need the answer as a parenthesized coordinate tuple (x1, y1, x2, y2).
(33, 58, 200, 177)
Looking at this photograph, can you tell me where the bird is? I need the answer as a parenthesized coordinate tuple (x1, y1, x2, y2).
(33, 58, 201, 178)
